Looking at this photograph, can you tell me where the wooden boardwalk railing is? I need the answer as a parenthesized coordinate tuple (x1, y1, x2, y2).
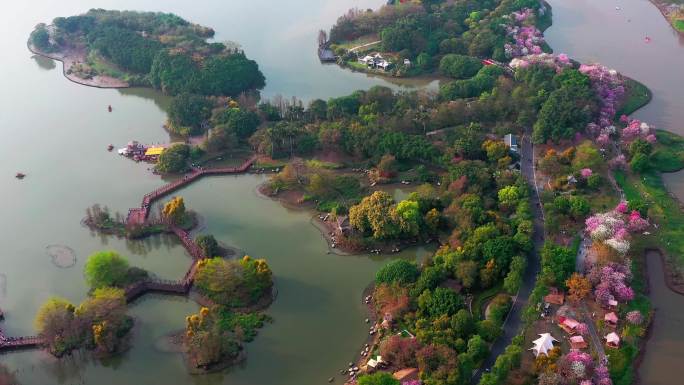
(0, 335, 45, 352)
(127, 156, 256, 225)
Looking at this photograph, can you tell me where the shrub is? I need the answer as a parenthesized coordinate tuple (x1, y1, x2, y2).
(375, 259, 419, 285)
(196, 234, 220, 257)
(84, 251, 133, 289)
(357, 372, 400, 385)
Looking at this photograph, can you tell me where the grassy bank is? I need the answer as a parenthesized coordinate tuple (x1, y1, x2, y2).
(614, 169, 684, 262)
(617, 78, 653, 117)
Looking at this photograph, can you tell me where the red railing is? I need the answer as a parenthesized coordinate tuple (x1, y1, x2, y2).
(126, 156, 256, 225)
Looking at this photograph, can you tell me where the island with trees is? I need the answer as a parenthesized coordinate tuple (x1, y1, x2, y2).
(28, 9, 264, 94)
(29, 190, 274, 373)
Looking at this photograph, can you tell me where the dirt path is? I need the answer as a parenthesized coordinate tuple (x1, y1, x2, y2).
(349, 41, 382, 53)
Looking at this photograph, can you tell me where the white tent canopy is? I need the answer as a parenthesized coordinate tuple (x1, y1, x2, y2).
(605, 332, 620, 344)
(530, 333, 558, 357)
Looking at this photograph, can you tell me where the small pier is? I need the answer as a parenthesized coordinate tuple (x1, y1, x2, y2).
(318, 45, 337, 63)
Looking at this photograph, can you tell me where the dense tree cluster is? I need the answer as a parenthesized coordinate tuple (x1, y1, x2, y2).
(36, 9, 264, 96)
(194, 256, 273, 307)
(156, 144, 191, 174)
(184, 306, 241, 369)
(329, 0, 547, 75)
(34, 288, 133, 357)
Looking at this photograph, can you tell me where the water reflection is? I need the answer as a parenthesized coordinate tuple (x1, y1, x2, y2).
(31, 55, 56, 71)
(117, 87, 171, 112)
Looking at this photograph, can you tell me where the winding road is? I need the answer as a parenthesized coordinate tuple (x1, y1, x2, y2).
(472, 134, 544, 383)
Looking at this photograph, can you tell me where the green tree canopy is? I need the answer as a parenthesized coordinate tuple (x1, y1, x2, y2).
(357, 372, 400, 385)
(84, 251, 131, 289)
(156, 143, 190, 174)
(439, 54, 483, 79)
(213, 108, 260, 140)
(376, 259, 420, 285)
(540, 242, 575, 286)
(196, 234, 220, 257)
(167, 93, 213, 135)
(418, 287, 464, 317)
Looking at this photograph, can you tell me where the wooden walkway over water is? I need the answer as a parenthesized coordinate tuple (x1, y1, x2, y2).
(1, 156, 257, 353)
(0, 333, 45, 352)
(127, 156, 256, 225)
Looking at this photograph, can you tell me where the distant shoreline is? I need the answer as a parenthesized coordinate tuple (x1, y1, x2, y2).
(648, 0, 684, 36)
(27, 41, 129, 89)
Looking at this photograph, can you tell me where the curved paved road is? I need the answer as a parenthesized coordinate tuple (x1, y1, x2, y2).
(472, 135, 544, 383)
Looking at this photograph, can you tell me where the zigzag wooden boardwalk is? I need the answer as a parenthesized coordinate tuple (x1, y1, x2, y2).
(123, 226, 204, 303)
(127, 156, 257, 225)
(1, 156, 257, 354)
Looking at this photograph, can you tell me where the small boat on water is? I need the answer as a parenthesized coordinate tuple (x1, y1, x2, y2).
(107, 144, 114, 151)
(15, 172, 25, 179)
(108, 105, 112, 112)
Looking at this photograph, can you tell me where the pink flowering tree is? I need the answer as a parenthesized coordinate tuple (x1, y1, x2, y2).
(402, 381, 422, 385)
(558, 351, 595, 381)
(615, 201, 628, 214)
(595, 364, 613, 385)
(628, 210, 649, 232)
(626, 310, 643, 325)
(576, 322, 590, 336)
(609, 154, 627, 170)
(621, 118, 657, 144)
(591, 263, 634, 306)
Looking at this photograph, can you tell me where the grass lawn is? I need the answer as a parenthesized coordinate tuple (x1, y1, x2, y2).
(472, 283, 503, 319)
(305, 159, 344, 169)
(617, 78, 652, 117)
(254, 159, 287, 169)
(651, 130, 684, 172)
(614, 168, 684, 269)
(87, 50, 127, 79)
(675, 19, 684, 31)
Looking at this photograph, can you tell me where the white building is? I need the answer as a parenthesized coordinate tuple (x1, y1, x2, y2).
(504, 134, 519, 152)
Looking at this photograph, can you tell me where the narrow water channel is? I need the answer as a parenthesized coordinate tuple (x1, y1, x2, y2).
(642, 251, 684, 385)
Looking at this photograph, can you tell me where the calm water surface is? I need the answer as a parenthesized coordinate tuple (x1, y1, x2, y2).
(545, 1, 684, 384)
(0, 1, 435, 384)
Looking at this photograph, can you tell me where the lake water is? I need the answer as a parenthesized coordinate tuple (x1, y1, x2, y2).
(545, 1, 684, 384)
(0, 1, 437, 384)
